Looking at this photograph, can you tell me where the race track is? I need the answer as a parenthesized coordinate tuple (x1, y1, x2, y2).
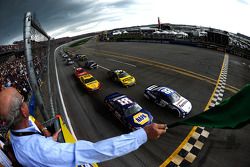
(53, 38, 250, 167)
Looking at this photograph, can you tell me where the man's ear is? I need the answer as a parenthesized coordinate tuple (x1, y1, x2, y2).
(20, 103, 29, 118)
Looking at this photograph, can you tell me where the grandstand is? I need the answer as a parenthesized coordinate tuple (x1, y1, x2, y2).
(99, 23, 250, 59)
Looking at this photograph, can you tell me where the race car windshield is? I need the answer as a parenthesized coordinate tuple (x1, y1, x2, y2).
(85, 77, 95, 83)
(170, 92, 181, 103)
(118, 72, 129, 78)
(124, 103, 142, 117)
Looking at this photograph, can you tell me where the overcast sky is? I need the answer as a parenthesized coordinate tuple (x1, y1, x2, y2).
(0, 0, 250, 45)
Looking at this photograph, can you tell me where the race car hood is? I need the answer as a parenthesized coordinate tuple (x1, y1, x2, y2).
(127, 109, 153, 128)
(173, 97, 192, 113)
(119, 75, 134, 83)
(85, 81, 100, 90)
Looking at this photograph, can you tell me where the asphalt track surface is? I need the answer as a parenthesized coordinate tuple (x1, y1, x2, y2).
(54, 38, 250, 167)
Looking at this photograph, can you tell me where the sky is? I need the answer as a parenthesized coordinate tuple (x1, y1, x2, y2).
(0, 0, 250, 45)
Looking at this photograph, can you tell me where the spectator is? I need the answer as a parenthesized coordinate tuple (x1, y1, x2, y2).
(0, 82, 4, 92)
(0, 55, 31, 97)
(0, 87, 167, 166)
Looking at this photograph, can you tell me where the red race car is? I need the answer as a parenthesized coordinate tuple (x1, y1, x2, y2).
(74, 67, 88, 78)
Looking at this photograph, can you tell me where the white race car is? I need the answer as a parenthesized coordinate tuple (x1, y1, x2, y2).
(144, 85, 192, 118)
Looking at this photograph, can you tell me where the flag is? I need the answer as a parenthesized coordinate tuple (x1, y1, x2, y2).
(168, 84, 250, 129)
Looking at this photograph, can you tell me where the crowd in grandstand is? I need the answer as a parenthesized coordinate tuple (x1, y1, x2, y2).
(0, 49, 45, 100)
(0, 44, 22, 53)
(0, 55, 31, 99)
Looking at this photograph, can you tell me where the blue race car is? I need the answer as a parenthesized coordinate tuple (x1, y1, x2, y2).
(144, 85, 192, 118)
(85, 60, 98, 69)
(104, 92, 153, 130)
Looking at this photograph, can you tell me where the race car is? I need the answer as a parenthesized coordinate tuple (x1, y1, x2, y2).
(107, 69, 136, 87)
(74, 67, 88, 78)
(66, 58, 74, 65)
(62, 53, 69, 58)
(104, 92, 153, 130)
(144, 85, 192, 118)
(79, 73, 101, 91)
(85, 60, 98, 69)
(76, 54, 88, 61)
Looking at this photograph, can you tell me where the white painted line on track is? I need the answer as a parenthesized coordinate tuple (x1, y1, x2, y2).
(98, 65, 110, 71)
(107, 58, 137, 67)
(54, 45, 77, 140)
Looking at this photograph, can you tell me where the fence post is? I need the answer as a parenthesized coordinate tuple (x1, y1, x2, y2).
(24, 12, 49, 121)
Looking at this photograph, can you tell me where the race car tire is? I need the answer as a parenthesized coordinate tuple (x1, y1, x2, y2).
(173, 108, 181, 118)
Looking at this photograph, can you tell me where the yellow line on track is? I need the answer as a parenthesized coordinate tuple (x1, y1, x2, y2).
(160, 53, 228, 166)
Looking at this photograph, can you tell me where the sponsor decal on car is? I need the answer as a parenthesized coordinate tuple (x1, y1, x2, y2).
(133, 112, 149, 125)
(159, 87, 174, 95)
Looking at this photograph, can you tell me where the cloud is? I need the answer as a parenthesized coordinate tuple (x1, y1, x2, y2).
(238, 0, 249, 5)
(0, 0, 138, 45)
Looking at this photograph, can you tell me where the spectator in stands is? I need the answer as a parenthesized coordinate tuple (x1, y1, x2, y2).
(0, 87, 167, 166)
(0, 81, 3, 92)
(0, 55, 31, 98)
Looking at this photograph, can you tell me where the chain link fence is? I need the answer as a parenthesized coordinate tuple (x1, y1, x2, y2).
(24, 12, 64, 142)
(24, 12, 50, 121)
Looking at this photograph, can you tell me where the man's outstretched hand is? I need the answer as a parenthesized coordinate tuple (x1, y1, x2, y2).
(52, 128, 62, 141)
(143, 123, 167, 140)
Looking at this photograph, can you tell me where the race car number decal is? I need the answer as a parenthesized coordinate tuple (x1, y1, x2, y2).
(117, 98, 133, 105)
(133, 112, 149, 125)
(160, 88, 173, 94)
